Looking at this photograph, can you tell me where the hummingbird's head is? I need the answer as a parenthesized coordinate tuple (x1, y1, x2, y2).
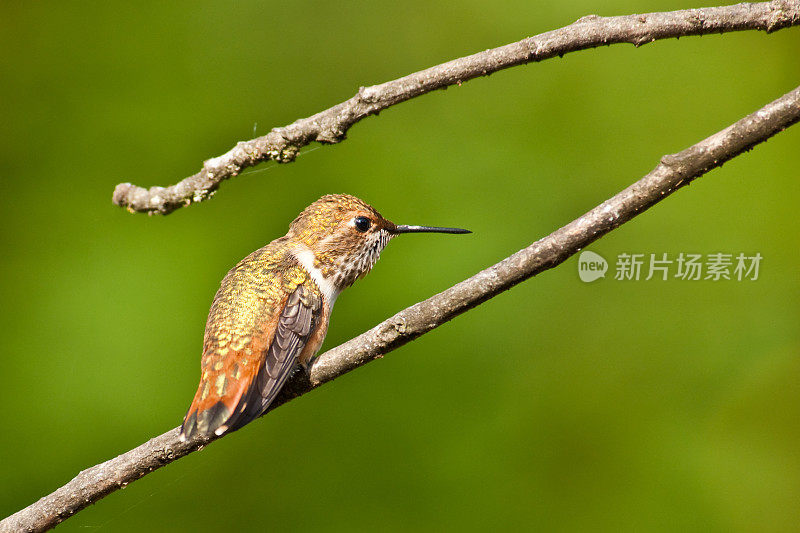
(289, 194, 469, 291)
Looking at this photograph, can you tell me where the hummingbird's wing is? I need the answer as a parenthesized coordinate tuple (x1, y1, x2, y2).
(180, 259, 325, 440)
(221, 283, 323, 434)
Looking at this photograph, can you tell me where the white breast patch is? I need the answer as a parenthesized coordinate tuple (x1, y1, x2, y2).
(292, 248, 340, 309)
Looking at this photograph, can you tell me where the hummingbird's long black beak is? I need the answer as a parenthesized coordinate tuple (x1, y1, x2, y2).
(393, 225, 471, 235)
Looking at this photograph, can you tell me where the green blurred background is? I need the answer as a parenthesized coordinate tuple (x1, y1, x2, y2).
(2, 1, 798, 531)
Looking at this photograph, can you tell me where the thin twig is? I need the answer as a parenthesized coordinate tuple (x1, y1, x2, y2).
(7, 79, 800, 532)
(112, 0, 800, 215)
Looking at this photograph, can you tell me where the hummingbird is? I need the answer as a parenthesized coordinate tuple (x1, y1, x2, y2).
(180, 194, 470, 440)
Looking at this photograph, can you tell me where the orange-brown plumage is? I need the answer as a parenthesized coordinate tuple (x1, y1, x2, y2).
(180, 194, 469, 440)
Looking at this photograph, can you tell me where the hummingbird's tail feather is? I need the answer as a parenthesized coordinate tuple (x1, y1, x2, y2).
(180, 402, 230, 440)
(179, 410, 197, 441)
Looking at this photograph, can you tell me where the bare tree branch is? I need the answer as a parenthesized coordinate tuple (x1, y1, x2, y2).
(112, 0, 800, 215)
(7, 77, 800, 531)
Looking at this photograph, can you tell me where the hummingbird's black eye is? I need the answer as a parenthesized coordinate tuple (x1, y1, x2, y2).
(354, 216, 371, 232)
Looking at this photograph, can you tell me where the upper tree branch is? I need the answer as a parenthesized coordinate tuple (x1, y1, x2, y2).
(8, 77, 800, 531)
(112, 0, 800, 215)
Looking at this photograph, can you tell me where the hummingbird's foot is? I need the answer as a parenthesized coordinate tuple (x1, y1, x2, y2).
(300, 357, 315, 378)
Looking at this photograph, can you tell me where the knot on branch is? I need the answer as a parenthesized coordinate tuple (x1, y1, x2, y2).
(766, 0, 800, 32)
(315, 127, 347, 144)
(391, 316, 408, 334)
(575, 14, 602, 23)
(659, 153, 685, 171)
(357, 85, 381, 104)
(267, 145, 299, 163)
(687, 11, 707, 30)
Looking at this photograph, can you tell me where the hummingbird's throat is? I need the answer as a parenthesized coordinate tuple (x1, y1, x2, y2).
(292, 230, 393, 307)
(333, 229, 392, 286)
